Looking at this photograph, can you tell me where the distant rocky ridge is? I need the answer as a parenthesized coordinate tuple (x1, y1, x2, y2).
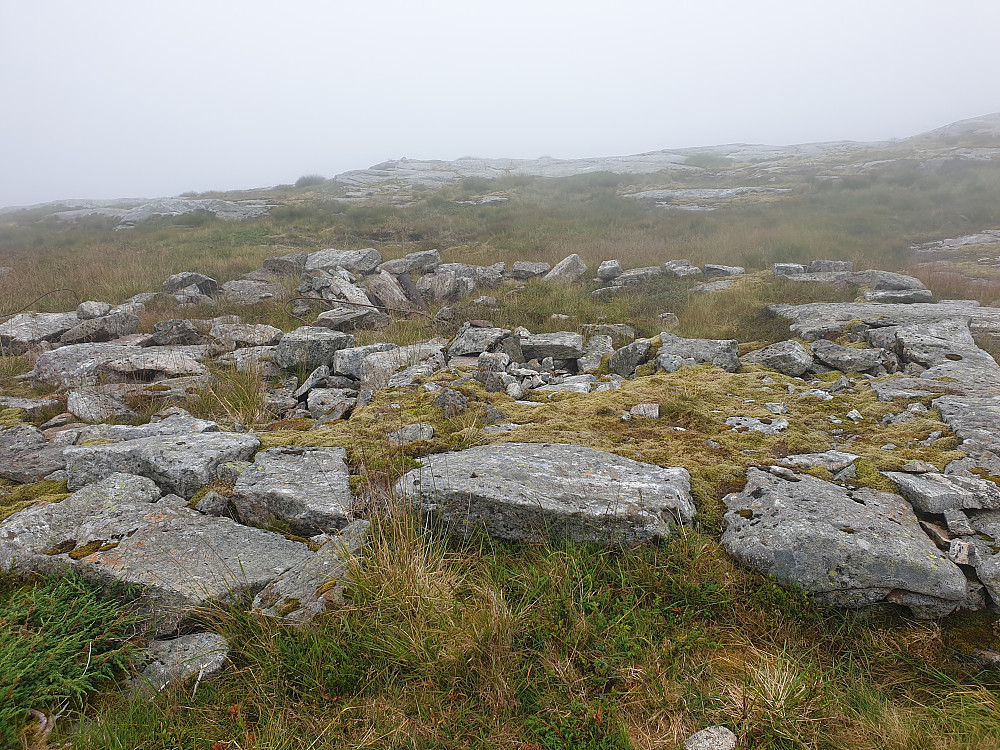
(4, 112, 999, 223)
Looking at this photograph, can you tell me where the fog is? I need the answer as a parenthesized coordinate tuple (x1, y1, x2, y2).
(1, 0, 998, 208)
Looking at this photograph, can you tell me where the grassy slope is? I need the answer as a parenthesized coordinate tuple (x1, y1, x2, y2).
(1, 151, 1000, 748)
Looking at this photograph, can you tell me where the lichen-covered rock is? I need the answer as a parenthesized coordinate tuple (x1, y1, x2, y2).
(209, 323, 283, 352)
(437, 262, 506, 286)
(684, 726, 737, 750)
(76, 301, 113, 320)
(232, 447, 354, 536)
(396, 443, 695, 545)
(98, 348, 208, 383)
(883, 471, 1000, 514)
(305, 248, 382, 275)
(150, 319, 202, 346)
(703, 264, 745, 277)
(306, 388, 356, 421)
(221, 279, 287, 304)
(509, 260, 551, 279)
(366, 270, 418, 313)
(0, 312, 80, 354)
(253, 520, 369, 622)
(578, 335, 614, 373)
(0, 424, 67, 482)
(661, 259, 702, 277)
(161, 272, 219, 296)
(448, 324, 509, 357)
(332, 343, 398, 380)
(543, 254, 587, 282)
(378, 249, 441, 275)
(64, 432, 260, 497)
(810, 339, 889, 374)
(741, 340, 812, 376)
(0, 473, 312, 634)
(609, 339, 652, 377)
(388, 423, 435, 445)
(134, 632, 229, 695)
(656, 333, 740, 373)
(415, 270, 475, 304)
(722, 468, 969, 617)
(66, 389, 137, 424)
(263, 251, 309, 276)
(519, 332, 584, 360)
(597, 259, 622, 281)
(274, 327, 355, 371)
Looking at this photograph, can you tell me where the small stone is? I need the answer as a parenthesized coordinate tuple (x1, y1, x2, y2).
(388, 423, 435, 445)
(435, 387, 469, 417)
(597, 259, 622, 281)
(846, 409, 863, 422)
(658, 312, 679, 329)
(474, 296, 498, 306)
(765, 402, 788, 415)
(901, 460, 935, 473)
(725, 416, 788, 434)
(683, 725, 737, 750)
(629, 403, 659, 419)
(881, 443, 897, 451)
(943, 508, 975, 536)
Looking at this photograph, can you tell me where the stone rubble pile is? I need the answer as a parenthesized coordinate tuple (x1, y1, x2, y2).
(7, 250, 1000, 691)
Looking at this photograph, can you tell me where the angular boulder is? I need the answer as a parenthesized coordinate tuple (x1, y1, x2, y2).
(883, 471, 1000, 514)
(810, 340, 888, 374)
(231, 447, 354, 536)
(304, 248, 382, 275)
(519, 332, 584, 361)
(0, 312, 80, 354)
(0, 424, 67, 483)
(543, 254, 587, 282)
(221, 279, 287, 304)
(64, 432, 260, 497)
(0, 473, 312, 634)
(396, 443, 695, 545)
(741, 340, 812, 376)
(377, 249, 441, 275)
(722, 468, 969, 617)
(162, 272, 219, 296)
(253, 520, 368, 622)
(510, 260, 551, 279)
(60, 311, 139, 344)
(657, 333, 740, 373)
(274, 327, 355, 371)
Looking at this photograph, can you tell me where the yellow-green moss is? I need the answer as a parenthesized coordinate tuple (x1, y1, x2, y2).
(0, 408, 27, 427)
(1, 480, 71, 523)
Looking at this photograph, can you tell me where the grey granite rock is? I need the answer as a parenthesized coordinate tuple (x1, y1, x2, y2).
(388, 423, 435, 445)
(416, 270, 476, 304)
(396, 443, 695, 545)
(597, 259, 623, 281)
(274, 327, 355, 371)
(306, 388, 356, 421)
(253, 520, 369, 622)
(742, 340, 812, 376)
(509, 260, 551, 279)
(135, 632, 229, 695)
(162, 272, 219, 296)
(519, 332, 584, 360)
(74, 412, 219, 444)
(768, 302, 1000, 341)
(221, 279, 287, 304)
(359, 340, 446, 388)
(661, 259, 702, 277)
(232, 447, 353, 536)
(578, 335, 614, 373)
(773, 263, 806, 277)
(543, 254, 587, 282)
(692, 279, 736, 294)
(313, 303, 390, 331)
(0, 312, 80, 354)
(378, 249, 441, 275)
(725, 416, 788, 434)
(150, 319, 202, 346)
(366, 270, 418, 312)
(807, 260, 853, 273)
(864, 288, 934, 304)
(64, 432, 260, 498)
(703, 264, 745, 277)
(209, 323, 283, 352)
(722, 468, 968, 617)
(305, 248, 383, 275)
(434, 387, 469, 417)
(98, 348, 208, 383)
(657, 333, 740, 372)
(684, 726, 737, 750)
(437, 262, 506, 286)
(810, 340, 888, 374)
(0, 424, 67, 482)
(0, 473, 312, 634)
(609, 339, 652, 376)
(883, 471, 1000, 514)
(66, 389, 137, 423)
(777, 451, 859, 472)
(449, 325, 509, 357)
(77, 301, 113, 319)
(333, 343, 398, 380)
(263, 251, 309, 276)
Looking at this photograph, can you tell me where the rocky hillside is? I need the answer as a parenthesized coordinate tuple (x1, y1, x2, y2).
(2, 114, 1000, 748)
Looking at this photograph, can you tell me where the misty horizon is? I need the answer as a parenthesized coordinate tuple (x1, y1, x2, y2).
(2, 0, 999, 208)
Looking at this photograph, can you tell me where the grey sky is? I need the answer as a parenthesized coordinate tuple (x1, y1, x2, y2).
(1, 0, 998, 208)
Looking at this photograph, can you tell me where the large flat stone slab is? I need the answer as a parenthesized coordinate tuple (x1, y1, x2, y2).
(395, 443, 695, 545)
(64, 432, 259, 497)
(885, 471, 1000, 514)
(722, 468, 969, 617)
(232, 447, 354, 535)
(769, 302, 1000, 340)
(0, 312, 80, 354)
(0, 473, 312, 634)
